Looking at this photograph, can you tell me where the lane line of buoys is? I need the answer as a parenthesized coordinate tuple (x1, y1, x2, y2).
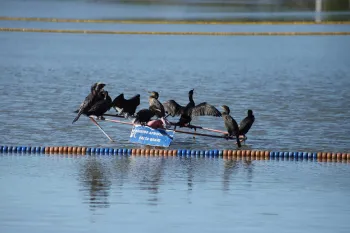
(0, 145, 349, 162)
(1, 16, 350, 25)
(1, 28, 350, 36)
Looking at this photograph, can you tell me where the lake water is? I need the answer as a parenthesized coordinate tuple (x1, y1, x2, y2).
(1, 0, 350, 232)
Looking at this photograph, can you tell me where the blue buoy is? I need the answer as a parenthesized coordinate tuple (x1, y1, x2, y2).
(181, 150, 186, 156)
(303, 152, 308, 159)
(313, 152, 317, 159)
(127, 149, 132, 155)
(0, 146, 3, 153)
(2, 146, 8, 153)
(96, 148, 100, 154)
(213, 150, 219, 157)
(298, 152, 303, 158)
(91, 148, 96, 154)
(87, 148, 91, 154)
(186, 150, 191, 156)
(177, 150, 181, 156)
(40, 147, 45, 153)
(13, 147, 18, 153)
(209, 150, 213, 157)
(270, 151, 274, 157)
(113, 149, 117, 156)
(123, 148, 128, 155)
(219, 150, 223, 156)
(293, 152, 298, 158)
(26, 147, 31, 153)
(283, 152, 289, 158)
(118, 149, 123, 154)
(204, 150, 209, 156)
(191, 150, 196, 156)
(31, 147, 36, 153)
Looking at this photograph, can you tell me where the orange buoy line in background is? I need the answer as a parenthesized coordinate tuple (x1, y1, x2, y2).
(0, 145, 349, 162)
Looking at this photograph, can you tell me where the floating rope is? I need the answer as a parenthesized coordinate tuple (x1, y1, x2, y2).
(0, 16, 350, 25)
(1, 28, 349, 36)
(0, 145, 349, 162)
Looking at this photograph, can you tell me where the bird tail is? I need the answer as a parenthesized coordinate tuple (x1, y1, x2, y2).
(72, 111, 83, 124)
(73, 109, 79, 113)
(236, 136, 242, 148)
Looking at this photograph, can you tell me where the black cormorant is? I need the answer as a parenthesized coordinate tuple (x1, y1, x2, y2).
(164, 89, 221, 128)
(86, 90, 112, 120)
(221, 105, 241, 148)
(72, 82, 106, 123)
(133, 109, 155, 126)
(148, 91, 165, 118)
(239, 109, 255, 138)
(111, 93, 141, 117)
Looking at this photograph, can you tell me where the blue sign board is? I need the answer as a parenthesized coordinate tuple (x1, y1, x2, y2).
(129, 125, 175, 147)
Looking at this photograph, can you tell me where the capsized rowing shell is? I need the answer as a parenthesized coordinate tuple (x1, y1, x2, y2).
(129, 125, 175, 147)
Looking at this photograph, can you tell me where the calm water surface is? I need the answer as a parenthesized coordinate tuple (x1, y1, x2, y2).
(0, 156, 350, 233)
(1, 1, 350, 232)
(0, 32, 349, 152)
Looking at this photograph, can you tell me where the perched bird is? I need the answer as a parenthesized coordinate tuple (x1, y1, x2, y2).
(163, 100, 185, 117)
(133, 109, 155, 126)
(72, 82, 106, 124)
(239, 109, 255, 138)
(111, 93, 140, 118)
(74, 82, 106, 113)
(172, 89, 222, 129)
(221, 105, 241, 148)
(86, 90, 112, 120)
(148, 91, 165, 118)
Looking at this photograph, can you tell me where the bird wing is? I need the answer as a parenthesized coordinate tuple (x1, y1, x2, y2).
(163, 100, 185, 116)
(239, 116, 255, 134)
(112, 93, 124, 109)
(223, 114, 239, 135)
(86, 100, 105, 114)
(150, 98, 165, 116)
(190, 102, 222, 117)
(128, 94, 141, 106)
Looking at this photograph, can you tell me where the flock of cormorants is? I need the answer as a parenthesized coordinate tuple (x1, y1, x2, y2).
(72, 82, 255, 147)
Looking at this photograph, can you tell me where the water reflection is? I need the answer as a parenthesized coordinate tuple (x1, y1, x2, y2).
(222, 160, 239, 192)
(243, 160, 254, 183)
(78, 158, 112, 212)
(113, 157, 132, 188)
(222, 159, 254, 191)
(138, 157, 166, 206)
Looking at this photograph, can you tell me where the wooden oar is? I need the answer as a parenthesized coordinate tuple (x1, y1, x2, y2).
(102, 118, 134, 126)
(103, 113, 126, 119)
(100, 117, 240, 141)
(102, 113, 234, 136)
(89, 117, 114, 142)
